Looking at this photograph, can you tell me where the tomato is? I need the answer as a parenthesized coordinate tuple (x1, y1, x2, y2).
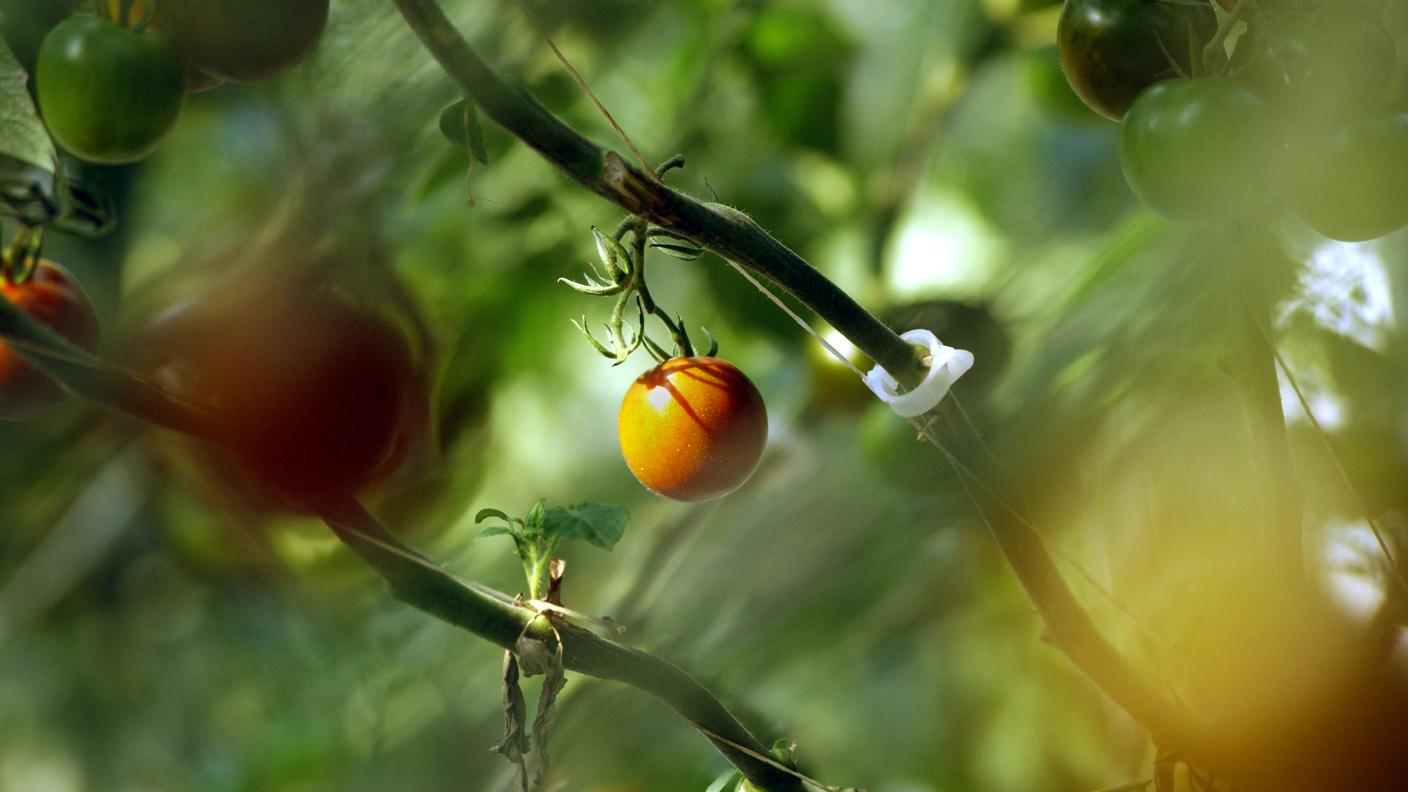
(156, 0, 329, 84)
(0, 261, 100, 421)
(1244, 0, 1395, 110)
(1120, 79, 1279, 223)
(1058, 0, 1220, 121)
(103, 0, 225, 91)
(35, 15, 187, 165)
(617, 356, 768, 502)
(141, 277, 420, 509)
(1293, 107, 1408, 241)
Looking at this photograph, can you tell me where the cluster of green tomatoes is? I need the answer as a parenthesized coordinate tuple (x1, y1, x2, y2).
(35, 0, 329, 164)
(1060, 0, 1407, 242)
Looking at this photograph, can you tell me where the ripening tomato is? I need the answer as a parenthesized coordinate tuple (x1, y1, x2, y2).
(0, 261, 100, 421)
(141, 277, 420, 509)
(157, 0, 329, 84)
(1058, 0, 1219, 121)
(1293, 107, 1408, 242)
(1120, 79, 1280, 223)
(618, 356, 768, 502)
(36, 15, 187, 164)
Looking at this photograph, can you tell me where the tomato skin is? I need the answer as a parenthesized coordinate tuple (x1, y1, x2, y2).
(36, 15, 187, 164)
(1058, 0, 1219, 121)
(1120, 79, 1278, 223)
(1244, 0, 1396, 109)
(157, 0, 328, 84)
(618, 357, 768, 502)
(1293, 107, 1408, 242)
(0, 261, 100, 421)
(142, 279, 419, 509)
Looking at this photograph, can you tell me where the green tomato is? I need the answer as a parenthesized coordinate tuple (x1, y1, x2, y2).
(1058, 0, 1219, 121)
(1120, 79, 1278, 223)
(1294, 107, 1408, 242)
(1244, 0, 1396, 110)
(157, 0, 328, 84)
(36, 15, 187, 165)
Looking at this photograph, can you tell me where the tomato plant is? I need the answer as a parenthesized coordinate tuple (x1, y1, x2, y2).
(617, 356, 768, 502)
(1057, 0, 1219, 121)
(0, 260, 99, 420)
(140, 276, 420, 509)
(1120, 79, 1278, 223)
(1293, 107, 1408, 241)
(35, 15, 186, 164)
(157, 0, 329, 84)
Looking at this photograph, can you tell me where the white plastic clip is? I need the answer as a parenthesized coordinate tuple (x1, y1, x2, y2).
(863, 329, 974, 417)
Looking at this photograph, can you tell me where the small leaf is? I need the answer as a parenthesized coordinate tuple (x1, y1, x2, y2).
(523, 498, 546, 537)
(478, 525, 511, 538)
(438, 98, 489, 164)
(475, 507, 513, 524)
(541, 503, 628, 551)
(706, 771, 744, 792)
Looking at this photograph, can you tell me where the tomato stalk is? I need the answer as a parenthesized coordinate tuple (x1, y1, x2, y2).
(562, 163, 719, 366)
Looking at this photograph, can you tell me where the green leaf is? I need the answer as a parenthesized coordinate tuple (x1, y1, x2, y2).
(475, 507, 513, 524)
(705, 770, 744, 792)
(478, 525, 511, 538)
(0, 37, 55, 174)
(541, 503, 628, 551)
(523, 498, 546, 538)
(438, 98, 489, 164)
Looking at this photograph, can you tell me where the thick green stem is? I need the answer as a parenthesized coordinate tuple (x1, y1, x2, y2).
(319, 501, 804, 792)
(389, 0, 925, 387)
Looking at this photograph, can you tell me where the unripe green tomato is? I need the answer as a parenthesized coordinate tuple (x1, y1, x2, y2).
(1243, 0, 1396, 109)
(1120, 79, 1279, 223)
(36, 15, 187, 164)
(157, 0, 329, 83)
(1294, 107, 1408, 242)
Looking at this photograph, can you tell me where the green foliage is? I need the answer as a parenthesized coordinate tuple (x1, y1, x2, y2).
(4, 0, 1407, 790)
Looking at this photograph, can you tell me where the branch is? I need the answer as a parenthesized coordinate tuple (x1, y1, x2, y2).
(389, 0, 927, 388)
(0, 297, 804, 792)
(0, 296, 215, 437)
(320, 501, 807, 792)
(388, 0, 1199, 762)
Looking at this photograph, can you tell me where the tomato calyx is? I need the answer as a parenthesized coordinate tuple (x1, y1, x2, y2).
(1, 225, 46, 287)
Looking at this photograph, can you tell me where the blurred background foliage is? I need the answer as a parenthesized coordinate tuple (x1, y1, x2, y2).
(2, 0, 1408, 790)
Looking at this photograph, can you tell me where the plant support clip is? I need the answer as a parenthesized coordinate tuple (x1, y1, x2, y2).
(863, 329, 973, 417)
